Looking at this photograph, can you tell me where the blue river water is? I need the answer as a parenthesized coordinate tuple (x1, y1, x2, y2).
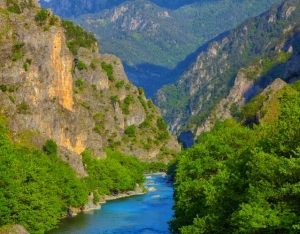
(47, 174, 174, 234)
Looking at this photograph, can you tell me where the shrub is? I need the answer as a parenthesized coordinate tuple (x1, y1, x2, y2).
(115, 80, 125, 89)
(62, 19, 97, 55)
(77, 60, 88, 70)
(8, 96, 15, 103)
(75, 78, 84, 87)
(7, 1, 21, 14)
(23, 62, 28, 71)
(49, 15, 58, 26)
(17, 102, 30, 114)
(101, 62, 115, 81)
(157, 117, 168, 131)
(110, 95, 119, 104)
(43, 139, 58, 156)
(35, 9, 48, 25)
(125, 125, 136, 137)
(0, 85, 7, 92)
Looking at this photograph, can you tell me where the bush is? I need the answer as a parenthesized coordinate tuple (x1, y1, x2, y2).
(62, 19, 97, 55)
(35, 9, 48, 25)
(125, 125, 136, 137)
(23, 63, 28, 71)
(77, 61, 87, 70)
(101, 62, 115, 81)
(115, 80, 125, 89)
(157, 117, 168, 131)
(7, 1, 21, 14)
(17, 102, 30, 114)
(0, 85, 7, 92)
(43, 139, 58, 156)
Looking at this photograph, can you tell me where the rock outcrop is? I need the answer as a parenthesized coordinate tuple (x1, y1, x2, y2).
(0, 0, 180, 176)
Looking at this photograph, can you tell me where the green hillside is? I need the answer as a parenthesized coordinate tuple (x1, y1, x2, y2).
(170, 80, 300, 233)
(155, 0, 300, 134)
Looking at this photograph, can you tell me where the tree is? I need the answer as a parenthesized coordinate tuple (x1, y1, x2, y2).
(43, 139, 58, 156)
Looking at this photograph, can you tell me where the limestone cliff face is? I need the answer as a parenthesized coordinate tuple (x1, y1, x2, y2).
(0, 0, 180, 176)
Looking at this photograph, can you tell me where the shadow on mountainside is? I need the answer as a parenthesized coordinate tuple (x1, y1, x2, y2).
(124, 30, 229, 98)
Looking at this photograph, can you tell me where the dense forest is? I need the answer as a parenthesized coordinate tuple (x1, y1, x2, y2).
(0, 113, 168, 233)
(169, 81, 300, 233)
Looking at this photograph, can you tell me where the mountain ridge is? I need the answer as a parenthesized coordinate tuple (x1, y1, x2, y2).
(154, 0, 300, 137)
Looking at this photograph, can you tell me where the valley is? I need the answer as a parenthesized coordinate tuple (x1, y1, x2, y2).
(1, 0, 300, 233)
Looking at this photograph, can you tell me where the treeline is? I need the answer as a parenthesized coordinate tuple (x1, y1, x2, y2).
(0, 117, 168, 233)
(170, 82, 300, 233)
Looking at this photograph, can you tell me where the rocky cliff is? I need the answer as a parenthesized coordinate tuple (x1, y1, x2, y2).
(155, 0, 300, 137)
(0, 0, 180, 176)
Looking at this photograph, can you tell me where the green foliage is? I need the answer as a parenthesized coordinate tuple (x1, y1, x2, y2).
(240, 94, 267, 125)
(142, 161, 168, 173)
(6, 0, 21, 14)
(157, 116, 168, 131)
(12, 42, 25, 53)
(81, 150, 145, 195)
(11, 42, 24, 61)
(23, 62, 28, 71)
(170, 89, 300, 233)
(35, 9, 48, 25)
(49, 15, 58, 26)
(0, 124, 87, 233)
(110, 95, 119, 104)
(156, 0, 299, 132)
(43, 139, 58, 156)
(8, 86, 16, 92)
(8, 95, 15, 103)
(62, 19, 97, 55)
(75, 77, 84, 87)
(156, 131, 169, 141)
(138, 95, 149, 116)
(125, 125, 136, 137)
(74, 0, 280, 70)
(90, 59, 98, 70)
(115, 80, 125, 89)
(0, 85, 7, 92)
(77, 60, 87, 70)
(74, 78, 87, 93)
(121, 95, 133, 115)
(101, 62, 115, 81)
(17, 101, 30, 114)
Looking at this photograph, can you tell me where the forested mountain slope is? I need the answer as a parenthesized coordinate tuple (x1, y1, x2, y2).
(41, 0, 280, 97)
(171, 81, 300, 232)
(0, 0, 179, 232)
(155, 0, 300, 136)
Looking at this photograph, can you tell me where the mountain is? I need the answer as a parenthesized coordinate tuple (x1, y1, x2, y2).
(41, 0, 281, 97)
(40, 0, 206, 17)
(154, 0, 300, 138)
(0, 0, 180, 232)
(0, 0, 180, 166)
(170, 78, 300, 233)
(168, 1, 300, 231)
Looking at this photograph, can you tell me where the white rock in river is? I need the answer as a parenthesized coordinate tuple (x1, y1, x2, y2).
(148, 186, 157, 191)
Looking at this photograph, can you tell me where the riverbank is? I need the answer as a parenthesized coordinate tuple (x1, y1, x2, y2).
(67, 173, 167, 216)
(46, 174, 174, 234)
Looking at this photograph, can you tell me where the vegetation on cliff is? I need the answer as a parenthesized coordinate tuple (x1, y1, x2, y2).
(170, 81, 300, 233)
(0, 0, 180, 233)
(0, 117, 87, 233)
(42, 0, 280, 97)
(0, 115, 167, 233)
(155, 0, 300, 135)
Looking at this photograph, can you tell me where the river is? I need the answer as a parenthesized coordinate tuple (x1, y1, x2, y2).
(47, 174, 174, 234)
